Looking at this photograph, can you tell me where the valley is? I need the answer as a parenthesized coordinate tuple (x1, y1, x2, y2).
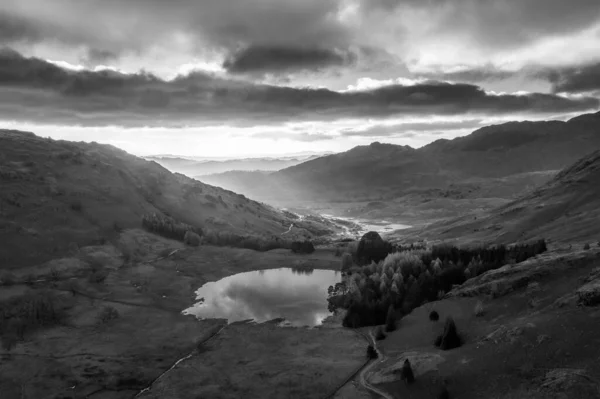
(2, 122, 600, 399)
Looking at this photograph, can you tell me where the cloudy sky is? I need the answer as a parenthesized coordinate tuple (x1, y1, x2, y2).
(2, 0, 600, 157)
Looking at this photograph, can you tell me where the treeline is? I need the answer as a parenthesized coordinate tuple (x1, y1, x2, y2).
(203, 230, 292, 252)
(1, 291, 66, 350)
(142, 213, 202, 241)
(331, 239, 547, 328)
(141, 213, 298, 252)
(291, 241, 315, 254)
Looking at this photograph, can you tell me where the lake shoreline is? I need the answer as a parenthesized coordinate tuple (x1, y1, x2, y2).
(1, 228, 361, 399)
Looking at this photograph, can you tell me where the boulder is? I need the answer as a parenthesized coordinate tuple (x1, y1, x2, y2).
(577, 280, 600, 306)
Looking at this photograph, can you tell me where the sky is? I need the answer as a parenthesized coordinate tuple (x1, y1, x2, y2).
(1, 0, 600, 157)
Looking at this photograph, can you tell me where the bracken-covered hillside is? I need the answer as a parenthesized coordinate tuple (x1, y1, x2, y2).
(0, 130, 330, 267)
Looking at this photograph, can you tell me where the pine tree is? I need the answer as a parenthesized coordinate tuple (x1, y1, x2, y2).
(385, 304, 396, 332)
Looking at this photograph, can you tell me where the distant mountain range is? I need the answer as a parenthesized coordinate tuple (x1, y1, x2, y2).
(198, 111, 600, 206)
(145, 153, 331, 177)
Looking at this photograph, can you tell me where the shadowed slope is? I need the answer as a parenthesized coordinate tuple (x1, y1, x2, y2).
(410, 149, 600, 244)
(0, 130, 327, 267)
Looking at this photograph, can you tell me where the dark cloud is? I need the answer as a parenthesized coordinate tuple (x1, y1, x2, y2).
(0, 0, 351, 61)
(541, 63, 600, 94)
(361, 0, 600, 50)
(0, 49, 597, 128)
(223, 46, 356, 74)
(0, 11, 42, 43)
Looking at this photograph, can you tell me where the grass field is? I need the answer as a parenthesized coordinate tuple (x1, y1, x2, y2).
(140, 321, 366, 399)
(0, 229, 355, 399)
(351, 247, 600, 399)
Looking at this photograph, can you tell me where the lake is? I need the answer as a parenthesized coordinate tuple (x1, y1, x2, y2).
(183, 268, 341, 327)
(321, 213, 411, 238)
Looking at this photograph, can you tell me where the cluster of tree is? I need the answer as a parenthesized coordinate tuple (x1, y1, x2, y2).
(430, 239, 547, 274)
(291, 240, 315, 254)
(203, 229, 291, 252)
(0, 291, 66, 350)
(329, 240, 547, 328)
(394, 242, 427, 252)
(356, 231, 393, 264)
(142, 213, 293, 252)
(142, 213, 202, 241)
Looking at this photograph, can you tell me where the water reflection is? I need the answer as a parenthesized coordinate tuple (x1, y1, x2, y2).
(183, 268, 340, 326)
(291, 266, 314, 275)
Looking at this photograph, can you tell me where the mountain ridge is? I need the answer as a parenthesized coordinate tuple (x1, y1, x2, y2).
(199, 111, 600, 204)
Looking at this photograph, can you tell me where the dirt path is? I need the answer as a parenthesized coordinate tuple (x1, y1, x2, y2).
(358, 329, 394, 399)
(133, 323, 228, 398)
(281, 223, 294, 235)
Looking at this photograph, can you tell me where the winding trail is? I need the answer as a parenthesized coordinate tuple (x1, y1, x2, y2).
(357, 329, 394, 399)
(281, 223, 294, 235)
(133, 323, 228, 398)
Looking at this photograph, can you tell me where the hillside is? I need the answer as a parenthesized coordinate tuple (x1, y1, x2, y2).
(200, 111, 600, 205)
(396, 149, 600, 245)
(0, 130, 331, 267)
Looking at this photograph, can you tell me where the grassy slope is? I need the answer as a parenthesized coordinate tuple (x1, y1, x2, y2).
(394, 149, 600, 245)
(0, 229, 363, 399)
(337, 246, 600, 399)
(0, 129, 332, 268)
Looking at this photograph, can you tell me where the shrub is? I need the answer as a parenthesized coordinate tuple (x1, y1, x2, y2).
(367, 345, 378, 359)
(0, 271, 16, 286)
(24, 273, 36, 286)
(291, 240, 315, 254)
(435, 317, 462, 350)
(0, 291, 66, 339)
(385, 305, 396, 332)
(1, 333, 18, 352)
(184, 231, 201, 247)
(49, 267, 61, 282)
(64, 280, 80, 296)
(375, 326, 386, 340)
(113, 221, 124, 233)
(438, 386, 450, 399)
(490, 282, 500, 298)
(70, 201, 83, 212)
(400, 359, 415, 384)
(97, 306, 119, 324)
(89, 269, 109, 284)
(584, 243, 591, 250)
(429, 310, 439, 321)
(84, 255, 104, 272)
(474, 301, 485, 317)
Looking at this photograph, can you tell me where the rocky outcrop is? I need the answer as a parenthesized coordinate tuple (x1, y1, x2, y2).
(577, 267, 600, 306)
